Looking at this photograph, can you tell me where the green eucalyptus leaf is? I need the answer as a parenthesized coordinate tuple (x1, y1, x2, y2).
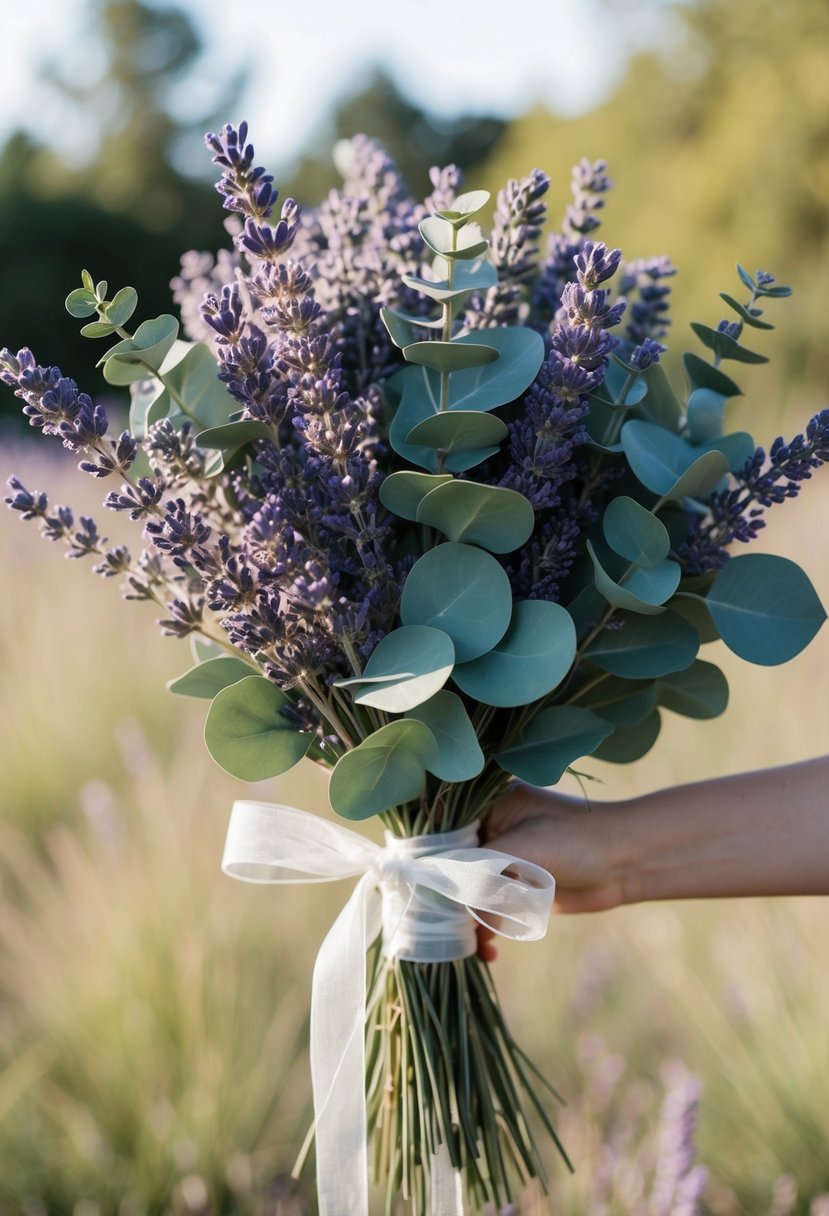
(691, 322, 769, 365)
(588, 542, 677, 615)
(406, 409, 508, 457)
(433, 327, 545, 412)
(168, 656, 254, 699)
(636, 361, 682, 429)
(148, 342, 236, 431)
(704, 554, 827, 665)
(621, 419, 740, 498)
(405, 690, 484, 781)
(81, 269, 95, 292)
(329, 720, 440, 819)
(435, 189, 491, 226)
(379, 471, 453, 521)
(335, 625, 455, 712)
(403, 340, 499, 374)
(95, 280, 108, 300)
(401, 259, 498, 302)
(417, 481, 534, 553)
(736, 264, 756, 293)
(400, 543, 512, 663)
(586, 609, 699, 678)
(381, 306, 438, 348)
(719, 292, 773, 330)
(686, 387, 728, 444)
(105, 286, 138, 328)
(575, 675, 657, 726)
(593, 710, 662, 764)
(65, 288, 98, 319)
(196, 419, 274, 450)
(420, 215, 488, 260)
(101, 314, 180, 385)
(683, 352, 743, 398)
(191, 637, 225, 663)
(80, 320, 117, 338)
(656, 660, 729, 719)
(604, 358, 648, 406)
(495, 706, 613, 786)
(452, 599, 577, 707)
(603, 496, 671, 566)
(671, 593, 720, 643)
(204, 676, 312, 780)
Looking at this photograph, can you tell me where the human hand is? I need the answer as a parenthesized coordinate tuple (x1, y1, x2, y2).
(478, 785, 629, 961)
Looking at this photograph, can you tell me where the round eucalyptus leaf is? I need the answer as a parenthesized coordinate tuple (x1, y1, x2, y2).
(400, 543, 512, 663)
(417, 481, 534, 554)
(381, 306, 420, 349)
(705, 554, 827, 665)
(196, 419, 274, 451)
(404, 340, 499, 374)
(593, 709, 662, 764)
(105, 286, 138, 328)
(495, 706, 613, 786)
(129, 378, 165, 439)
(452, 599, 577, 707)
(80, 320, 117, 339)
(670, 594, 720, 644)
(406, 410, 508, 457)
(574, 675, 657, 726)
(686, 387, 727, 444)
(65, 288, 98, 319)
(143, 342, 236, 431)
(419, 215, 488, 260)
(329, 720, 439, 820)
(101, 314, 180, 385)
(400, 259, 498, 302)
(204, 676, 312, 780)
(636, 362, 682, 429)
(656, 661, 729, 719)
(379, 471, 453, 521)
(439, 327, 545, 412)
(168, 656, 254, 699)
(405, 690, 484, 782)
(603, 496, 671, 566)
(435, 190, 491, 226)
(621, 419, 734, 497)
(585, 609, 699, 678)
(604, 358, 648, 406)
(588, 542, 673, 615)
(336, 625, 455, 712)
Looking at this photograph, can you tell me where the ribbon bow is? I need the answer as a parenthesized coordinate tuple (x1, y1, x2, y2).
(222, 800, 556, 1216)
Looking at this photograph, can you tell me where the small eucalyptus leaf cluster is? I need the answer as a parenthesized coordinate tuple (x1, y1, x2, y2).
(3, 122, 828, 1213)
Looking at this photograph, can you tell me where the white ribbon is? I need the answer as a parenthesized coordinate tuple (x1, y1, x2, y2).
(221, 800, 556, 1216)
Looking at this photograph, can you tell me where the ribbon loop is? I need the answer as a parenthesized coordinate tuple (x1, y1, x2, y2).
(221, 799, 556, 1216)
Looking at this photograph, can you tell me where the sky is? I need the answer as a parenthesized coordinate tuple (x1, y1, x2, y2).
(0, 0, 681, 174)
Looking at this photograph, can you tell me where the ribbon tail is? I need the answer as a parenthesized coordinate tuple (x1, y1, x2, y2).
(431, 1141, 465, 1215)
(310, 871, 378, 1216)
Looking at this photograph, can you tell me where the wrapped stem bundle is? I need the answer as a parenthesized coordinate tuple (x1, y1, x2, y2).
(3, 124, 828, 1213)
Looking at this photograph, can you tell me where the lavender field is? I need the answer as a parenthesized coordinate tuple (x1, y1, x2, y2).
(0, 446, 827, 1213)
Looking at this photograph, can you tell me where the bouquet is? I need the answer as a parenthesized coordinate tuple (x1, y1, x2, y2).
(3, 123, 828, 1215)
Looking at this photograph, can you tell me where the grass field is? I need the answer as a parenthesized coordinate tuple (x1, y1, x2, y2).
(1, 443, 827, 1214)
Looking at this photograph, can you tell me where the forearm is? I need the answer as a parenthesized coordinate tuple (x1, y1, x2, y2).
(614, 756, 829, 904)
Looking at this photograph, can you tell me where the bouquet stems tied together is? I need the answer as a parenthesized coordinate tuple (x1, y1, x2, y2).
(2, 122, 828, 1214)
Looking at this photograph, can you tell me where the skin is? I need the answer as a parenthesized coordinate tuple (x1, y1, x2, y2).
(478, 755, 829, 961)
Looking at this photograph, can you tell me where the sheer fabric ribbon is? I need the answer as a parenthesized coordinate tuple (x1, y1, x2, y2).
(222, 800, 556, 1216)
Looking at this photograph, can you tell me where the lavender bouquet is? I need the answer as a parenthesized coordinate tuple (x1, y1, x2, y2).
(3, 123, 828, 1215)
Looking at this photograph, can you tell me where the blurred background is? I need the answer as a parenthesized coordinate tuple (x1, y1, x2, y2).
(1, 0, 828, 1211)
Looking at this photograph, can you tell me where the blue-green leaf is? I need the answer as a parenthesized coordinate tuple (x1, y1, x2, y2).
(636, 361, 682, 429)
(656, 661, 729, 719)
(621, 419, 739, 498)
(691, 322, 769, 365)
(452, 600, 577, 707)
(719, 292, 773, 330)
(101, 314, 180, 385)
(168, 656, 254, 699)
(403, 340, 499, 374)
(586, 609, 699, 678)
(196, 419, 274, 450)
(147, 342, 236, 431)
(65, 287, 98, 319)
(575, 675, 657, 726)
(80, 320, 117, 339)
(593, 710, 662, 764)
(435, 189, 491, 226)
(686, 388, 727, 444)
(406, 409, 508, 457)
(417, 481, 534, 553)
(405, 690, 484, 781)
(401, 259, 498, 302)
(588, 542, 677, 615)
(495, 707, 612, 786)
(704, 554, 827, 665)
(329, 720, 439, 820)
(400, 543, 512, 663)
(335, 625, 455, 712)
(379, 471, 453, 521)
(430, 328, 545, 412)
(105, 286, 138, 328)
(204, 676, 312, 780)
(683, 352, 743, 398)
(603, 496, 671, 566)
(419, 215, 488, 260)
